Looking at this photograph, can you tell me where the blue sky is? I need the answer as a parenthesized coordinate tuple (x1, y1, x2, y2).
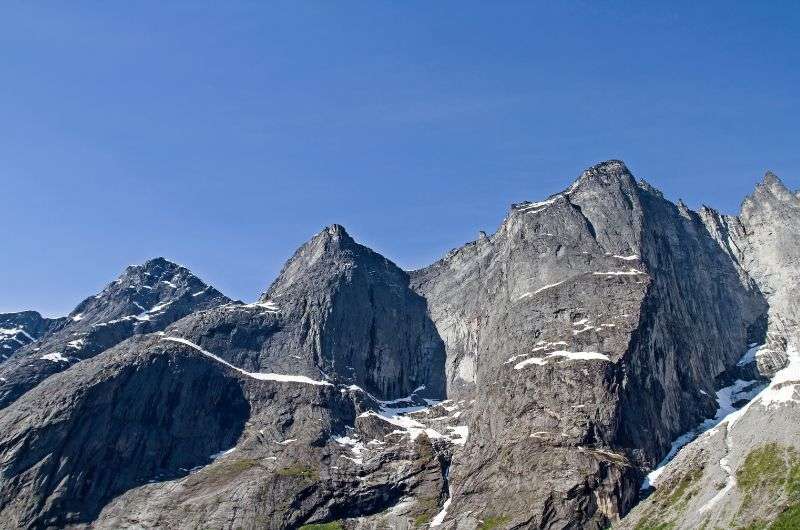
(2, 2, 798, 316)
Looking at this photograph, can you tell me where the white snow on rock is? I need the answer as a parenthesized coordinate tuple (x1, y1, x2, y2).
(40, 352, 69, 363)
(0, 327, 34, 341)
(641, 375, 765, 490)
(333, 435, 367, 465)
(240, 300, 280, 312)
(447, 425, 469, 445)
(592, 268, 645, 276)
(160, 336, 332, 386)
(515, 198, 558, 214)
(209, 447, 236, 460)
(613, 254, 640, 261)
(516, 281, 565, 300)
(514, 351, 610, 369)
(754, 348, 800, 409)
(736, 343, 762, 366)
(66, 338, 85, 349)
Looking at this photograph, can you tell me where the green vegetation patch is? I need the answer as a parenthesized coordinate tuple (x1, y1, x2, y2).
(633, 517, 675, 530)
(203, 458, 260, 480)
(298, 523, 344, 530)
(733, 443, 800, 528)
(652, 467, 704, 509)
(276, 464, 319, 481)
(479, 515, 510, 529)
(412, 496, 440, 527)
(737, 443, 794, 493)
(771, 504, 800, 529)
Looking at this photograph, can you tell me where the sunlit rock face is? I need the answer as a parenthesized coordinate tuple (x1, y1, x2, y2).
(1, 161, 798, 530)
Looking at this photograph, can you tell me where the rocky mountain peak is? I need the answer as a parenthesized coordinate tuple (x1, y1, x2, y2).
(67, 257, 218, 326)
(1, 160, 798, 530)
(0, 311, 64, 361)
(741, 171, 800, 220)
(0, 258, 230, 409)
(579, 158, 633, 181)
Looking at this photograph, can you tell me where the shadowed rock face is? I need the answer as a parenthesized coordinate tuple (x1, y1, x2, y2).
(0, 311, 64, 362)
(0, 257, 230, 409)
(619, 173, 800, 530)
(0, 336, 250, 528)
(0, 161, 796, 530)
(262, 224, 447, 400)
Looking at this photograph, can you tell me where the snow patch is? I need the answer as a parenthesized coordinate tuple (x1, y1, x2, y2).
(593, 268, 644, 276)
(160, 336, 332, 386)
(209, 447, 236, 460)
(514, 351, 610, 369)
(40, 352, 69, 363)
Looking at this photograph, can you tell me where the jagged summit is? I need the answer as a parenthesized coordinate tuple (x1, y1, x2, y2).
(0, 311, 64, 361)
(740, 170, 800, 220)
(0, 161, 798, 530)
(512, 159, 639, 214)
(0, 257, 230, 409)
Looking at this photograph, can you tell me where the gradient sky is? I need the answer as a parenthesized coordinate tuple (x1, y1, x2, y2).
(2, 2, 799, 316)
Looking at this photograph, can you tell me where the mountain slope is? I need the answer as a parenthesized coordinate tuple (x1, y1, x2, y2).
(619, 172, 800, 529)
(0, 257, 230, 408)
(409, 160, 767, 528)
(0, 311, 63, 362)
(0, 161, 796, 530)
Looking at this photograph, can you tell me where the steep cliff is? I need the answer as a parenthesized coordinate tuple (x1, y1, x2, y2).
(619, 172, 800, 529)
(0, 161, 795, 530)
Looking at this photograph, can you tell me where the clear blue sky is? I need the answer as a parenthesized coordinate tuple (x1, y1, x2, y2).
(2, 2, 798, 316)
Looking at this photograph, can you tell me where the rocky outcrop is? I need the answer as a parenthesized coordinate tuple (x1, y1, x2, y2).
(0, 311, 63, 363)
(0, 161, 796, 530)
(410, 161, 767, 528)
(258, 224, 446, 400)
(620, 172, 800, 529)
(0, 257, 230, 409)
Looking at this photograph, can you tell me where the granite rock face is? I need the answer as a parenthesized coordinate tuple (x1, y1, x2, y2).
(0, 161, 797, 529)
(410, 161, 767, 528)
(619, 172, 800, 529)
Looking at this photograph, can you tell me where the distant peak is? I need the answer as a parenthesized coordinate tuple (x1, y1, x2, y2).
(762, 171, 783, 186)
(637, 179, 665, 198)
(324, 224, 349, 237)
(565, 159, 637, 196)
(582, 159, 631, 176)
(312, 224, 355, 248)
(512, 159, 637, 216)
(740, 169, 799, 216)
(755, 170, 793, 197)
(115, 258, 193, 286)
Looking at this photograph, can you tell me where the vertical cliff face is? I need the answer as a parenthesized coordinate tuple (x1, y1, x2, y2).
(619, 173, 800, 530)
(257, 224, 446, 400)
(0, 160, 794, 530)
(410, 161, 767, 528)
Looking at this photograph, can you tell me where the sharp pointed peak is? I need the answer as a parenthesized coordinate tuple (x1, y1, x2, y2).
(762, 170, 782, 185)
(572, 159, 637, 190)
(754, 170, 794, 197)
(308, 223, 356, 247)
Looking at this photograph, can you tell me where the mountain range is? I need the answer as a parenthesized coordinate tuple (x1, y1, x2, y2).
(1, 160, 798, 530)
